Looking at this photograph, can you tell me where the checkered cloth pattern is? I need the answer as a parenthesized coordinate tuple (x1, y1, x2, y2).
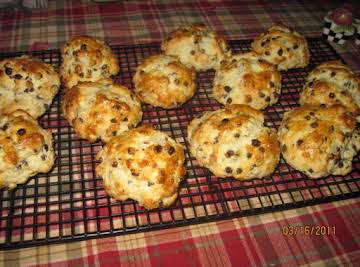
(355, 25, 360, 46)
(0, 0, 360, 266)
(0, 0, 360, 72)
(322, 21, 354, 45)
(1, 199, 359, 266)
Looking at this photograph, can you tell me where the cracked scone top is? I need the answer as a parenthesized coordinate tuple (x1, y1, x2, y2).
(0, 111, 55, 189)
(60, 36, 120, 89)
(161, 24, 231, 71)
(251, 24, 310, 71)
(213, 52, 281, 110)
(62, 80, 142, 143)
(187, 105, 280, 180)
(299, 61, 360, 117)
(0, 56, 60, 118)
(96, 125, 186, 210)
(278, 105, 360, 178)
(133, 54, 197, 109)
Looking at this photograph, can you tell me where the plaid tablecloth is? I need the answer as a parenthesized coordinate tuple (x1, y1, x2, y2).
(1, 0, 360, 266)
(1, 199, 359, 266)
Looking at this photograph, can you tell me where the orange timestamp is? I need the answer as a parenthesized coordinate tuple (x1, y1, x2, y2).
(282, 225, 336, 236)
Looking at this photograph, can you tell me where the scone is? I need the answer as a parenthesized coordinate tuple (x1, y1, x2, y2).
(0, 110, 55, 189)
(133, 54, 196, 109)
(0, 56, 60, 118)
(96, 124, 186, 210)
(187, 105, 280, 180)
(251, 24, 310, 71)
(300, 61, 360, 117)
(278, 105, 360, 178)
(62, 80, 142, 143)
(213, 52, 281, 110)
(161, 24, 231, 71)
(60, 36, 119, 89)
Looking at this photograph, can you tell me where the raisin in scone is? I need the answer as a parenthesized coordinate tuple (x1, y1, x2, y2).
(278, 105, 360, 178)
(251, 24, 310, 71)
(161, 24, 231, 71)
(62, 80, 142, 142)
(187, 105, 280, 180)
(0, 110, 55, 189)
(133, 54, 197, 109)
(96, 124, 186, 210)
(213, 52, 281, 110)
(60, 36, 119, 89)
(300, 61, 360, 117)
(0, 56, 60, 118)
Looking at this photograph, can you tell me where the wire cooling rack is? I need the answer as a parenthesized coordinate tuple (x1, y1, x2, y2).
(0, 38, 359, 249)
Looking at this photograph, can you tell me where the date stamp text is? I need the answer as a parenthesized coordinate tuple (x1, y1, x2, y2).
(282, 225, 336, 236)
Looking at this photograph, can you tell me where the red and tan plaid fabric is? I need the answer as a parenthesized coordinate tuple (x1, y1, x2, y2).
(0, 0, 360, 266)
(1, 199, 359, 266)
(1, 0, 360, 72)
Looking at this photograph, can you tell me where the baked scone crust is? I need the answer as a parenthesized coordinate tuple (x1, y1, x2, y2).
(60, 36, 119, 89)
(188, 105, 280, 180)
(213, 52, 281, 110)
(251, 24, 310, 71)
(300, 61, 360, 117)
(133, 54, 197, 109)
(0, 56, 60, 118)
(278, 105, 360, 178)
(62, 80, 142, 142)
(96, 124, 186, 209)
(0, 110, 55, 189)
(300, 80, 359, 116)
(161, 24, 231, 71)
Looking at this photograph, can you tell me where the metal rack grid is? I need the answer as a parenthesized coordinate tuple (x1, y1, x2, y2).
(0, 38, 359, 249)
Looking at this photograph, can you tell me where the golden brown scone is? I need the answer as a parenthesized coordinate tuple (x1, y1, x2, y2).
(278, 105, 360, 178)
(161, 24, 231, 71)
(133, 54, 197, 109)
(0, 56, 60, 118)
(62, 80, 142, 143)
(251, 24, 310, 71)
(187, 105, 280, 180)
(0, 110, 55, 189)
(96, 124, 186, 210)
(300, 61, 360, 117)
(213, 52, 281, 110)
(60, 36, 119, 89)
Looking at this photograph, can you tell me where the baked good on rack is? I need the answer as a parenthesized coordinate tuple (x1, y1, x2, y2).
(161, 24, 231, 71)
(62, 80, 142, 142)
(299, 61, 360, 117)
(0, 110, 55, 189)
(60, 36, 119, 89)
(96, 124, 186, 210)
(0, 56, 60, 118)
(278, 105, 360, 179)
(213, 52, 281, 110)
(133, 54, 197, 109)
(251, 24, 310, 71)
(187, 105, 280, 180)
